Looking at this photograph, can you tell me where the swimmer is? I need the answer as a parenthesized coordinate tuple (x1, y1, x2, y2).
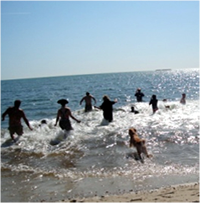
(131, 106, 139, 114)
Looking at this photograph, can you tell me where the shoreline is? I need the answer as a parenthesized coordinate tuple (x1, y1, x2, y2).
(66, 182, 199, 202)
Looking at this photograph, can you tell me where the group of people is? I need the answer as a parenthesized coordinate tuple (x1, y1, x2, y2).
(55, 92, 118, 131)
(1, 92, 117, 142)
(134, 88, 159, 113)
(131, 88, 159, 114)
(134, 88, 186, 114)
(1, 90, 186, 142)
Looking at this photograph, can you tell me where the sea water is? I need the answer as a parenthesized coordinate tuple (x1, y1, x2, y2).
(1, 69, 199, 202)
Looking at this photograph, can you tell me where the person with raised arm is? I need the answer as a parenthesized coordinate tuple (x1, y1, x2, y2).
(95, 95, 117, 122)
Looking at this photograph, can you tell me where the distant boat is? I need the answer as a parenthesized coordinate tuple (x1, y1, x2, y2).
(155, 69, 171, 71)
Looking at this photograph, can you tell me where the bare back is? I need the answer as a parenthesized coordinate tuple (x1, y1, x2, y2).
(6, 107, 25, 127)
(58, 107, 70, 120)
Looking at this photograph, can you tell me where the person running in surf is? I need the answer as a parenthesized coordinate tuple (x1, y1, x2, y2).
(55, 99, 81, 131)
(80, 92, 96, 112)
(1, 100, 33, 142)
(149, 95, 158, 114)
(95, 95, 117, 122)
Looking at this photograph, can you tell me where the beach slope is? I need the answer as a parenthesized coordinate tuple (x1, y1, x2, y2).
(67, 182, 199, 202)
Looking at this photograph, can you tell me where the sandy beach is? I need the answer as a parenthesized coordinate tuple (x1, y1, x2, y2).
(65, 182, 199, 202)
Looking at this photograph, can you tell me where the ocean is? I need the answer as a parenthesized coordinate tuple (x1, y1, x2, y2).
(1, 68, 199, 202)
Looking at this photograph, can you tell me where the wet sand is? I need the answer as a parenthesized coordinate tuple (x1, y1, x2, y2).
(66, 182, 199, 202)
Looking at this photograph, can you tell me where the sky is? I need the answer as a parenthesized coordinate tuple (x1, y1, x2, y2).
(1, 1, 199, 80)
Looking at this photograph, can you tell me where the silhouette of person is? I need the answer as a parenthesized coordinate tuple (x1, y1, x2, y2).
(55, 99, 81, 131)
(135, 88, 144, 102)
(95, 95, 117, 122)
(180, 93, 186, 104)
(131, 106, 139, 114)
(149, 95, 158, 114)
(1, 100, 33, 141)
(80, 92, 96, 112)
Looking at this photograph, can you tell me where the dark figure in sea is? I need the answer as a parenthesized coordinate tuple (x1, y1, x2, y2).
(80, 92, 96, 112)
(39, 119, 47, 127)
(95, 95, 117, 122)
(149, 95, 158, 114)
(180, 93, 186, 105)
(1, 100, 33, 142)
(135, 88, 145, 102)
(55, 99, 81, 131)
(131, 106, 139, 114)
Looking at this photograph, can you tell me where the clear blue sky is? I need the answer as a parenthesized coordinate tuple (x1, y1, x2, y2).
(1, 1, 199, 80)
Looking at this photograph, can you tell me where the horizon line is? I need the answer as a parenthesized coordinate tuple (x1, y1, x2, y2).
(1, 67, 198, 81)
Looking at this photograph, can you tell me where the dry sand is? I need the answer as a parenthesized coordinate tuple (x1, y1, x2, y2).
(66, 182, 199, 202)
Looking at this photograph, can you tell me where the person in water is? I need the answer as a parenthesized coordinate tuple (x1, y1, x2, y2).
(135, 88, 145, 102)
(180, 93, 186, 104)
(1, 100, 33, 141)
(80, 92, 96, 112)
(163, 99, 170, 109)
(95, 95, 117, 122)
(149, 95, 158, 114)
(55, 99, 81, 131)
(131, 106, 139, 114)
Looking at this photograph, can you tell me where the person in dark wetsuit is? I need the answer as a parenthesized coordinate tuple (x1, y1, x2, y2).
(95, 95, 117, 122)
(135, 88, 145, 102)
(54, 99, 81, 131)
(80, 92, 96, 112)
(149, 95, 158, 114)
